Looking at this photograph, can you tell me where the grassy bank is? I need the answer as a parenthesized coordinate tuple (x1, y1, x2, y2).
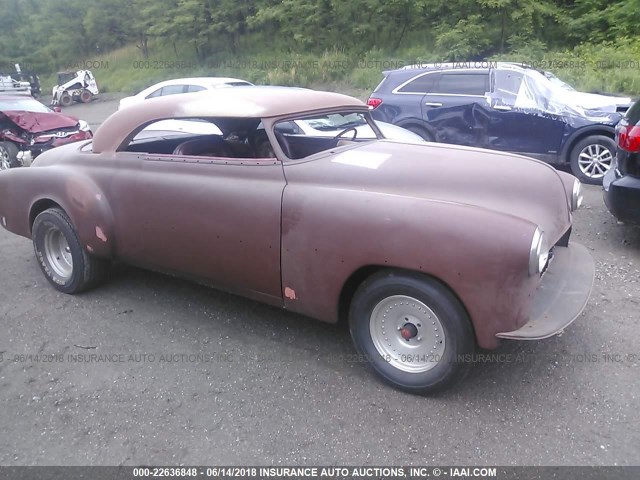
(41, 40, 640, 98)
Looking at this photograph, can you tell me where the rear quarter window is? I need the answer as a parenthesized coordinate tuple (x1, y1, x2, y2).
(397, 73, 440, 93)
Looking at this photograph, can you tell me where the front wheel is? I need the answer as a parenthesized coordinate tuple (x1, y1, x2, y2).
(349, 270, 475, 394)
(569, 135, 615, 185)
(59, 93, 73, 107)
(0, 141, 20, 170)
(32, 208, 108, 294)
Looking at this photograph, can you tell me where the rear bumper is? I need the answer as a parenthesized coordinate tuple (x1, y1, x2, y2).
(603, 167, 640, 225)
(496, 242, 594, 340)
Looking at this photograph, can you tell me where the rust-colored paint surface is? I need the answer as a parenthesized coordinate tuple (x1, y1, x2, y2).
(0, 88, 579, 350)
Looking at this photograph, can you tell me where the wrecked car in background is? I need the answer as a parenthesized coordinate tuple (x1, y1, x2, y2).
(0, 95, 92, 169)
(0, 87, 593, 394)
(0, 74, 32, 96)
(368, 62, 626, 184)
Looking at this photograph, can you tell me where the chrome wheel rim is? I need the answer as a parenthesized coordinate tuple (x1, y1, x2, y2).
(43, 226, 73, 280)
(578, 144, 613, 179)
(0, 146, 10, 170)
(369, 295, 446, 373)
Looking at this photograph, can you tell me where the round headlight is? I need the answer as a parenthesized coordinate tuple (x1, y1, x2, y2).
(529, 227, 549, 276)
(571, 179, 583, 211)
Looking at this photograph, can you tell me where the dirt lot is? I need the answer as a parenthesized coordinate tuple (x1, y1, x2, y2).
(0, 98, 639, 466)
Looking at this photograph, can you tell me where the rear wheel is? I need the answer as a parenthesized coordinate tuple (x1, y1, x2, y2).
(0, 141, 20, 170)
(569, 135, 615, 185)
(349, 270, 475, 394)
(79, 89, 93, 103)
(32, 208, 108, 294)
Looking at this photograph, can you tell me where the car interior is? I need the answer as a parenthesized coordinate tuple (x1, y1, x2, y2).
(123, 115, 377, 160)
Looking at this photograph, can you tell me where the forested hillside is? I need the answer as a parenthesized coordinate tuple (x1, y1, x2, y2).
(0, 0, 639, 94)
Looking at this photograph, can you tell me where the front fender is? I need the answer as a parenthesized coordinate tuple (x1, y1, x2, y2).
(280, 187, 541, 349)
(0, 166, 115, 259)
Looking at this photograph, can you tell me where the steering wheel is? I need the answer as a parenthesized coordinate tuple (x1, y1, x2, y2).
(333, 127, 358, 141)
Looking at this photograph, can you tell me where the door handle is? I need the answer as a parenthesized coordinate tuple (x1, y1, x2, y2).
(493, 105, 512, 111)
(424, 102, 442, 107)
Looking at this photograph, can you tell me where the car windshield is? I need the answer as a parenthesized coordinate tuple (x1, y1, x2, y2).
(544, 72, 575, 91)
(217, 81, 253, 88)
(0, 97, 52, 113)
(274, 111, 379, 160)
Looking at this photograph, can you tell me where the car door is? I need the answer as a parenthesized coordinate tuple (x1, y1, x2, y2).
(421, 69, 491, 146)
(104, 118, 286, 305)
(485, 68, 566, 157)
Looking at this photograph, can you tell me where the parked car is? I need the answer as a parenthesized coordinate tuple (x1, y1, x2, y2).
(0, 95, 92, 170)
(368, 62, 624, 184)
(137, 85, 425, 144)
(118, 77, 254, 110)
(603, 98, 640, 224)
(0, 87, 594, 394)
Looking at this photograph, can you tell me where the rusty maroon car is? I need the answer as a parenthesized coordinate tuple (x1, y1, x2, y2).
(0, 87, 595, 393)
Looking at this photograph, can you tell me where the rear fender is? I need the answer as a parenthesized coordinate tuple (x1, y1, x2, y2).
(0, 166, 115, 258)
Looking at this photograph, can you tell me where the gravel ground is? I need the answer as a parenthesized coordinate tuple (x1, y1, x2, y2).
(0, 99, 639, 466)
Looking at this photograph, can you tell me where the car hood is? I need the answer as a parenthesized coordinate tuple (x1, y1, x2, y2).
(1, 110, 79, 133)
(564, 91, 632, 111)
(286, 140, 571, 243)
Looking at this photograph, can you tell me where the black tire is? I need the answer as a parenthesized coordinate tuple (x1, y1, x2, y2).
(349, 270, 475, 394)
(405, 125, 435, 142)
(32, 208, 108, 294)
(0, 141, 20, 170)
(569, 135, 616, 185)
(79, 90, 93, 103)
(59, 93, 73, 107)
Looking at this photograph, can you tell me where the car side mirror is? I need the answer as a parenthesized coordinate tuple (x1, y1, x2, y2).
(53, 106, 62, 113)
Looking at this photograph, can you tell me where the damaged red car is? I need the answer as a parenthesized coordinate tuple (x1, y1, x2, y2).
(0, 95, 92, 170)
(0, 87, 595, 394)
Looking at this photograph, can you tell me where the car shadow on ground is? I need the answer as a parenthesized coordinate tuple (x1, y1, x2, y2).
(84, 262, 585, 399)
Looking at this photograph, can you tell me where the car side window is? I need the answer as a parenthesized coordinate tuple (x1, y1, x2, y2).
(122, 117, 276, 160)
(397, 73, 441, 93)
(186, 85, 206, 93)
(435, 73, 489, 96)
(145, 88, 162, 99)
(160, 84, 186, 96)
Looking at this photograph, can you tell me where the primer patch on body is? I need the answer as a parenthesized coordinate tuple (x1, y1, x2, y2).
(284, 287, 296, 300)
(95, 226, 107, 242)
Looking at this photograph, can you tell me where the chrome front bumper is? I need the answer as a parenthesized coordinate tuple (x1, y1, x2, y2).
(496, 242, 595, 340)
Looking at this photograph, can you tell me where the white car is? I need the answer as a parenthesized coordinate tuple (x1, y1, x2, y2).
(138, 117, 425, 144)
(118, 77, 254, 110)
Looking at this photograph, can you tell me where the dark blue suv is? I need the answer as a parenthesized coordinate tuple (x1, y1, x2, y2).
(368, 62, 631, 184)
